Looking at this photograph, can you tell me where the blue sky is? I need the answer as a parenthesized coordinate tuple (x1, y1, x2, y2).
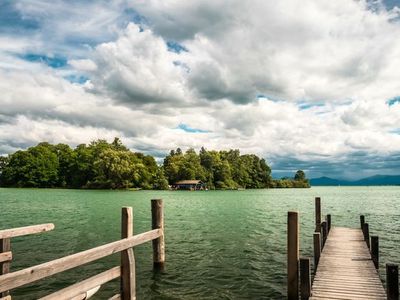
(1, 0, 400, 179)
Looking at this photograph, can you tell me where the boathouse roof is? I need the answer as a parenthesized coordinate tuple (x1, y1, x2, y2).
(174, 180, 203, 185)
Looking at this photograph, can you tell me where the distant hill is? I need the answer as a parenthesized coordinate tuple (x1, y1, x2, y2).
(310, 175, 400, 186)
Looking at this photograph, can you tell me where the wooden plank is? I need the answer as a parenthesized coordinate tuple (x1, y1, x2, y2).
(0, 296, 11, 300)
(0, 253, 12, 264)
(0, 229, 162, 293)
(311, 227, 386, 299)
(109, 294, 121, 300)
(0, 224, 54, 239)
(39, 266, 120, 300)
(300, 257, 311, 300)
(121, 207, 135, 300)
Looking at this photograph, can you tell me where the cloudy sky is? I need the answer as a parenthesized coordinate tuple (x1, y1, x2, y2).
(1, 0, 400, 179)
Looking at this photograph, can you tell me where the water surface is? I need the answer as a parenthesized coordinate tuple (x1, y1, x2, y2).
(0, 187, 399, 299)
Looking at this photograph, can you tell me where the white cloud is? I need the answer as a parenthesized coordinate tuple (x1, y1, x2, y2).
(1, 0, 400, 178)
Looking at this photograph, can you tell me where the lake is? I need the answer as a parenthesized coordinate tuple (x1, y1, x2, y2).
(1, 187, 399, 299)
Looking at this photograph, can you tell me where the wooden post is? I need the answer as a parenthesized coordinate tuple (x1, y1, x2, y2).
(326, 214, 331, 233)
(151, 199, 165, 268)
(0, 238, 10, 297)
(121, 207, 135, 300)
(313, 232, 321, 273)
(370, 236, 379, 269)
(386, 264, 399, 300)
(360, 215, 365, 230)
(321, 221, 328, 248)
(315, 197, 321, 233)
(287, 211, 299, 300)
(300, 258, 311, 300)
(363, 223, 370, 249)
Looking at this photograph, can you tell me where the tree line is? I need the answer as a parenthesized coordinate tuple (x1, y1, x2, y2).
(0, 138, 310, 189)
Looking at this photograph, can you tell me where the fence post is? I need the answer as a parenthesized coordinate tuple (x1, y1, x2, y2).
(287, 211, 299, 300)
(0, 238, 11, 297)
(315, 197, 321, 233)
(363, 223, 370, 249)
(313, 232, 321, 273)
(121, 207, 135, 300)
(300, 258, 311, 300)
(326, 214, 331, 233)
(370, 236, 379, 269)
(386, 263, 399, 300)
(152, 199, 165, 269)
(360, 215, 365, 230)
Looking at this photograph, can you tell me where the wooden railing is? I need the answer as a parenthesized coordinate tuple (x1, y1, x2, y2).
(0, 199, 165, 300)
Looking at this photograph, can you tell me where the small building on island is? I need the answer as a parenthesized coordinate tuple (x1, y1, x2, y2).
(172, 180, 206, 190)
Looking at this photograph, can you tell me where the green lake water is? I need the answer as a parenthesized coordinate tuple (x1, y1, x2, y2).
(1, 186, 399, 299)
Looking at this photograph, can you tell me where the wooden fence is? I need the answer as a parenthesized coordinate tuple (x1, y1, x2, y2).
(0, 199, 165, 300)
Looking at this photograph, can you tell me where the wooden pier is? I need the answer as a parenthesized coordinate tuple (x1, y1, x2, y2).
(288, 197, 400, 300)
(0, 199, 165, 300)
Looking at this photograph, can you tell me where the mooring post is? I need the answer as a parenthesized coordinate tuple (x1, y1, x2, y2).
(121, 207, 135, 300)
(363, 223, 370, 249)
(370, 236, 379, 269)
(300, 258, 311, 300)
(313, 232, 321, 273)
(321, 221, 328, 248)
(0, 238, 11, 297)
(326, 214, 331, 233)
(386, 263, 399, 300)
(360, 215, 365, 230)
(151, 199, 165, 269)
(315, 197, 321, 233)
(287, 211, 299, 300)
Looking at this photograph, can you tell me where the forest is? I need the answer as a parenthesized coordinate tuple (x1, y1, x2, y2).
(0, 138, 310, 189)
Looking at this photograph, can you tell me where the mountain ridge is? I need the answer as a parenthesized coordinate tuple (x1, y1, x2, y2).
(310, 174, 400, 186)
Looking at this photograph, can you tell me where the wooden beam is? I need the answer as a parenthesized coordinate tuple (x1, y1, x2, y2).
(300, 258, 311, 300)
(321, 221, 328, 248)
(360, 215, 365, 230)
(0, 224, 54, 239)
(0, 296, 11, 300)
(0, 239, 10, 298)
(70, 286, 101, 300)
(0, 252, 12, 264)
(39, 267, 120, 300)
(0, 229, 161, 293)
(313, 232, 321, 273)
(370, 236, 379, 269)
(287, 211, 299, 300)
(315, 197, 321, 233)
(109, 294, 121, 300)
(151, 199, 165, 268)
(363, 223, 370, 249)
(121, 207, 135, 300)
(326, 214, 331, 233)
(386, 263, 399, 300)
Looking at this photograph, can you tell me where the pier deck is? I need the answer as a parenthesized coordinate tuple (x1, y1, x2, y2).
(310, 227, 386, 300)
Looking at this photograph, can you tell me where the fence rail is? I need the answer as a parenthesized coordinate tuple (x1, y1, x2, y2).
(0, 199, 165, 300)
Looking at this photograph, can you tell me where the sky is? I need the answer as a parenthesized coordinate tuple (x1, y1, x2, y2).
(0, 0, 400, 180)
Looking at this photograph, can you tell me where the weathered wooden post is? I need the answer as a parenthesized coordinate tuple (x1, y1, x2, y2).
(121, 207, 135, 300)
(370, 236, 379, 269)
(321, 221, 328, 247)
(315, 197, 321, 233)
(287, 211, 299, 300)
(0, 238, 11, 297)
(326, 214, 331, 233)
(151, 199, 165, 269)
(313, 232, 321, 273)
(386, 263, 399, 300)
(363, 223, 370, 249)
(300, 258, 311, 300)
(360, 215, 365, 230)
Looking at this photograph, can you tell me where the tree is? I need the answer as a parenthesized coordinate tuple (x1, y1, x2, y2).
(294, 170, 306, 181)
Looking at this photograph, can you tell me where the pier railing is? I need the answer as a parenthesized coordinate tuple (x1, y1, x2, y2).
(0, 199, 165, 300)
(287, 197, 400, 300)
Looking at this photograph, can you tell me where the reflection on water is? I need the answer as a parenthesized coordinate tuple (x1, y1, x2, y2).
(0, 187, 399, 299)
